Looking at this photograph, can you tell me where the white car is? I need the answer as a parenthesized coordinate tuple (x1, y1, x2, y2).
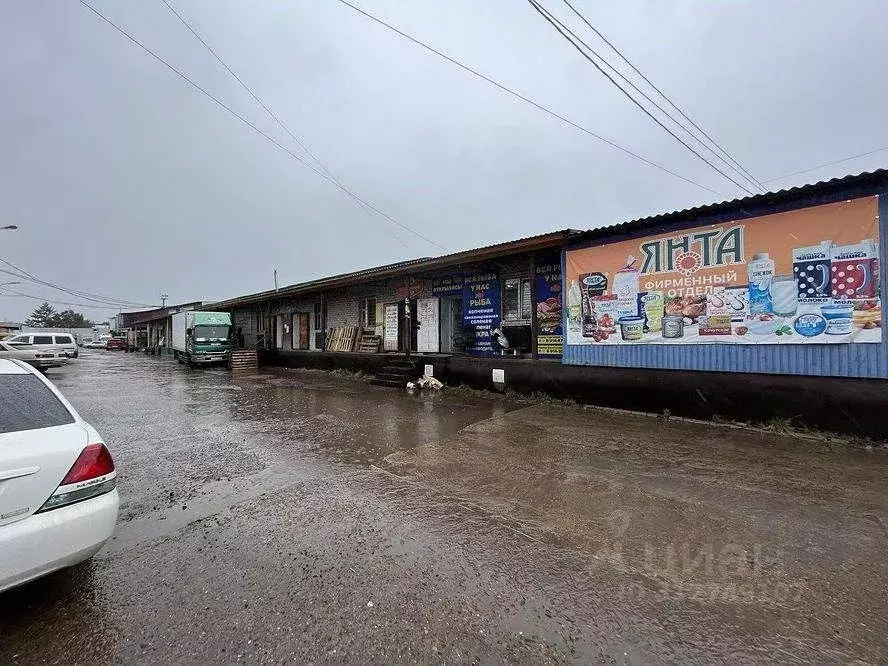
(84, 339, 107, 349)
(0, 359, 119, 593)
(6, 333, 78, 359)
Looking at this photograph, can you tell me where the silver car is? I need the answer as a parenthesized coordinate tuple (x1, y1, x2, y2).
(0, 341, 69, 370)
(5, 333, 78, 359)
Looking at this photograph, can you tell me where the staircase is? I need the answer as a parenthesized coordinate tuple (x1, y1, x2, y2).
(370, 358, 416, 388)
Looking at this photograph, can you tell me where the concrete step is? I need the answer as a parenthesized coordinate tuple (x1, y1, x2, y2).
(379, 365, 413, 374)
(375, 372, 409, 382)
(369, 378, 404, 388)
(385, 359, 417, 369)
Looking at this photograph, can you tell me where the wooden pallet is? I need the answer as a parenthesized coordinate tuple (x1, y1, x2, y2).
(341, 326, 359, 352)
(326, 326, 361, 352)
(358, 334, 381, 353)
(229, 349, 258, 370)
(325, 327, 340, 351)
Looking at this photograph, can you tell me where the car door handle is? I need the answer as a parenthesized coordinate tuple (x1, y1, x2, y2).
(0, 466, 40, 481)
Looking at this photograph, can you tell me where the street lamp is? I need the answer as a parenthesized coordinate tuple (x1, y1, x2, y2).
(1, 226, 18, 230)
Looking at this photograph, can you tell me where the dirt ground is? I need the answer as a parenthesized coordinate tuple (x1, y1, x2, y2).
(1, 352, 886, 663)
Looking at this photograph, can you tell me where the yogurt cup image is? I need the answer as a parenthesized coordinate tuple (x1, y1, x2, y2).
(793, 313, 827, 337)
(617, 315, 645, 341)
(662, 314, 684, 338)
(821, 303, 854, 335)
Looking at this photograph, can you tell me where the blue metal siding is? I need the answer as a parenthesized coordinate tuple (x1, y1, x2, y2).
(562, 338, 886, 378)
(562, 192, 888, 379)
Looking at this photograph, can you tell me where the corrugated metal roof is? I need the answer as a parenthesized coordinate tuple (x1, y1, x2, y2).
(572, 169, 888, 244)
(207, 229, 580, 310)
(118, 301, 203, 326)
(205, 170, 888, 312)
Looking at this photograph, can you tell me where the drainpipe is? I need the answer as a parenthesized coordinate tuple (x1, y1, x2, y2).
(404, 276, 412, 361)
(530, 253, 538, 360)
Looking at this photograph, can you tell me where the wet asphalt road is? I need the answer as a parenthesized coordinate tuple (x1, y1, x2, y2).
(1, 352, 887, 663)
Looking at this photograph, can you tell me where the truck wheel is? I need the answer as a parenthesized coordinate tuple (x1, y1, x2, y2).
(186, 354, 195, 369)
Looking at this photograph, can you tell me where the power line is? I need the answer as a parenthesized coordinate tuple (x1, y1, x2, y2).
(527, 0, 755, 196)
(0, 288, 126, 310)
(0, 259, 153, 307)
(763, 145, 888, 183)
(0, 258, 156, 308)
(559, 0, 765, 192)
(332, 0, 722, 196)
(159, 0, 410, 250)
(78, 0, 445, 251)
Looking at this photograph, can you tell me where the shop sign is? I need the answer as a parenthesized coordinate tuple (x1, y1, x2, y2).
(394, 280, 427, 301)
(383, 304, 399, 351)
(535, 263, 563, 357)
(564, 197, 881, 346)
(431, 275, 464, 297)
(462, 273, 500, 355)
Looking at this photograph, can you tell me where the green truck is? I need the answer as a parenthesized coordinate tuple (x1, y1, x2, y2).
(171, 311, 233, 366)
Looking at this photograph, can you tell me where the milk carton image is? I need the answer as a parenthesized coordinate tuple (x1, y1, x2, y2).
(747, 253, 775, 314)
(613, 256, 640, 318)
(831, 239, 879, 300)
(793, 240, 832, 302)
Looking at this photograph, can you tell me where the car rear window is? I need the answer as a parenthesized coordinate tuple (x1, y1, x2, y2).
(33, 336, 53, 345)
(54, 335, 73, 344)
(0, 375, 75, 433)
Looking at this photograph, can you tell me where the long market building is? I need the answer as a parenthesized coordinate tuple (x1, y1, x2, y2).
(147, 169, 888, 435)
(207, 229, 577, 366)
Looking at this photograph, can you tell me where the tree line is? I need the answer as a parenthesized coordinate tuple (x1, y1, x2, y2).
(25, 301, 98, 328)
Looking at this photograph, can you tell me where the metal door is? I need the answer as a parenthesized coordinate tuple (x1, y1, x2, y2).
(417, 298, 439, 352)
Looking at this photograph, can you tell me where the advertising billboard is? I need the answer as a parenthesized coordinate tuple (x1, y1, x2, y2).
(535, 263, 563, 357)
(564, 197, 881, 346)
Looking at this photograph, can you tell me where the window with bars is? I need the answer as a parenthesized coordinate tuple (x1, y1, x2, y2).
(502, 278, 532, 321)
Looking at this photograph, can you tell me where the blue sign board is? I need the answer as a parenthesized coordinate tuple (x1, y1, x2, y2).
(462, 273, 500, 355)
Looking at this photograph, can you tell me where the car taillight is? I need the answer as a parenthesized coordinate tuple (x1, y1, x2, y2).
(37, 443, 117, 513)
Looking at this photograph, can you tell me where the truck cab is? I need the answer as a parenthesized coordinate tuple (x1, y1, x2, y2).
(172, 311, 233, 366)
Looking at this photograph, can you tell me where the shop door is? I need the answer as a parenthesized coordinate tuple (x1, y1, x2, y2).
(404, 299, 419, 352)
(439, 297, 463, 353)
(417, 298, 439, 352)
(275, 316, 284, 349)
(292, 313, 310, 350)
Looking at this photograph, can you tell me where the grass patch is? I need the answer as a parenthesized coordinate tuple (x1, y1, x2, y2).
(329, 368, 371, 382)
(447, 383, 578, 407)
(766, 415, 795, 434)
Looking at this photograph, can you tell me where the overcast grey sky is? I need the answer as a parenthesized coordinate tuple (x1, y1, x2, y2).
(1, 0, 887, 322)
